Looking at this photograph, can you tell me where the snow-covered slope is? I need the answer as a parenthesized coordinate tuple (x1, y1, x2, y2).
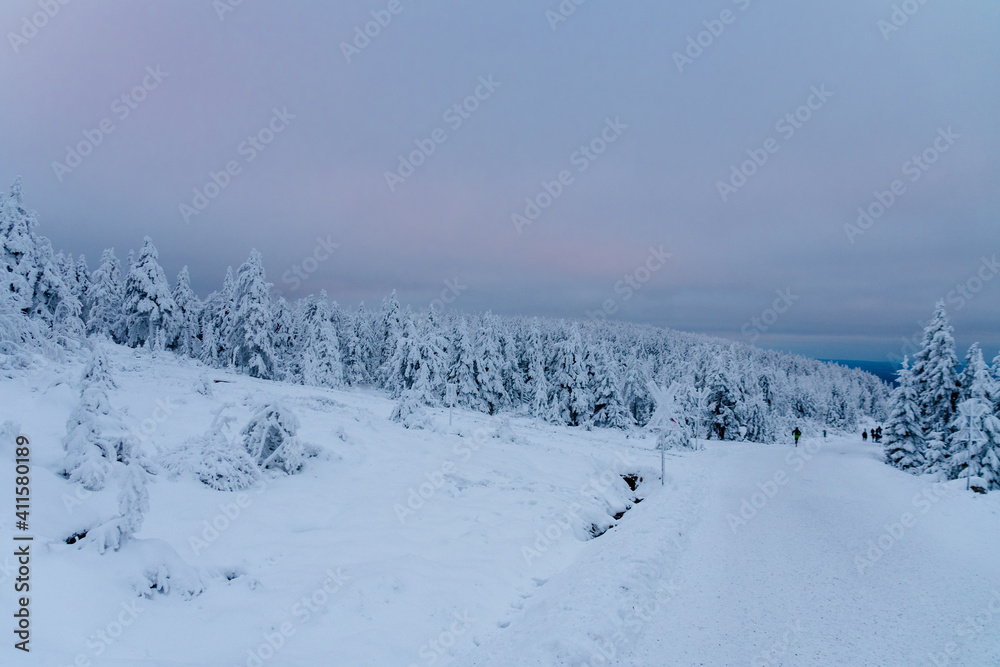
(2, 346, 998, 666)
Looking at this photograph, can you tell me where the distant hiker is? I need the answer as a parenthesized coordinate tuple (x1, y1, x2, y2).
(862, 430, 868, 442)
(823, 429, 827, 439)
(875, 426, 882, 443)
(793, 427, 801, 446)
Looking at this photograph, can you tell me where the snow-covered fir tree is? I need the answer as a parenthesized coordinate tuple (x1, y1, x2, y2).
(444, 316, 476, 409)
(946, 345, 1000, 488)
(63, 346, 137, 490)
(120, 237, 176, 348)
(883, 357, 925, 470)
(229, 250, 277, 379)
(910, 302, 960, 470)
(474, 313, 509, 415)
(292, 292, 344, 388)
(198, 266, 236, 368)
(345, 302, 377, 385)
(168, 266, 201, 357)
(86, 248, 124, 339)
(0, 177, 39, 316)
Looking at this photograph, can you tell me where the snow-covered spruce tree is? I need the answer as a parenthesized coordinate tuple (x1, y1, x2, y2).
(946, 345, 1000, 488)
(86, 248, 124, 339)
(948, 397, 1000, 490)
(958, 344, 1000, 410)
(910, 301, 960, 470)
(523, 318, 551, 420)
(30, 233, 78, 331)
(383, 312, 420, 397)
(992, 351, 1000, 413)
(0, 284, 52, 368)
(168, 266, 201, 357)
(198, 266, 236, 368)
(883, 357, 925, 470)
(621, 350, 654, 427)
(0, 177, 39, 316)
(390, 388, 432, 429)
(63, 346, 137, 491)
(270, 296, 297, 381)
(229, 250, 276, 379)
(412, 307, 448, 404)
(377, 290, 403, 380)
(474, 313, 510, 415)
(74, 254, 91, 322)
(120, 237, 176, 348)
(498, 325, 524, 407)
(704, 353, 739, 440)
(546, 324, 593, 426)
(592, 341, 632, 428)
(241, 402, 310, 473)
(345, 302, 378, 385)
(736, 373, 770, 442)
(447, 316, 479, 408)
(293, 292, 344, 388)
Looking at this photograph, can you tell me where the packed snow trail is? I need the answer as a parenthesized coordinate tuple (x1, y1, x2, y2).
(463, 436, 1000, 666)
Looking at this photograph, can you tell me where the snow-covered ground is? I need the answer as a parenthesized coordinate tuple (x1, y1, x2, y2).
(3, 346, 1000, 666)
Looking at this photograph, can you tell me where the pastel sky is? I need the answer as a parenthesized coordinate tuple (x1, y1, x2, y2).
(1, 0, 997, 362)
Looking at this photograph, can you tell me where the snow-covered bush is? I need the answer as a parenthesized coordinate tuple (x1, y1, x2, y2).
(84, 461, 149, 553)
(161, 408, 260, 491)
(241, 402, 312, 473)
(63, 348, 137, 491)
(390, 389, 431, 430)
(657, 429, 702, 451)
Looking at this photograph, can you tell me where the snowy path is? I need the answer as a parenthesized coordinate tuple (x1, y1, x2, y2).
(615, 437, 1000, 666)
(461, 436, 1000, 667)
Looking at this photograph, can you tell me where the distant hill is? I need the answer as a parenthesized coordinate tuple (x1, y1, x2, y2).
(821, 360, 900, 385)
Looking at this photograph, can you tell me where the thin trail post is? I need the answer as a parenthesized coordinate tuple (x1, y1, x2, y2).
(661, 440, 665, 486)
(447, 383, 456, 426)
(958, 400, 988, 491)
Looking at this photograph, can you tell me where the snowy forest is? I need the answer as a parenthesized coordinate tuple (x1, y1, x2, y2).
(2, 177, 890, 446)
(883, 301, 1000, 491)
